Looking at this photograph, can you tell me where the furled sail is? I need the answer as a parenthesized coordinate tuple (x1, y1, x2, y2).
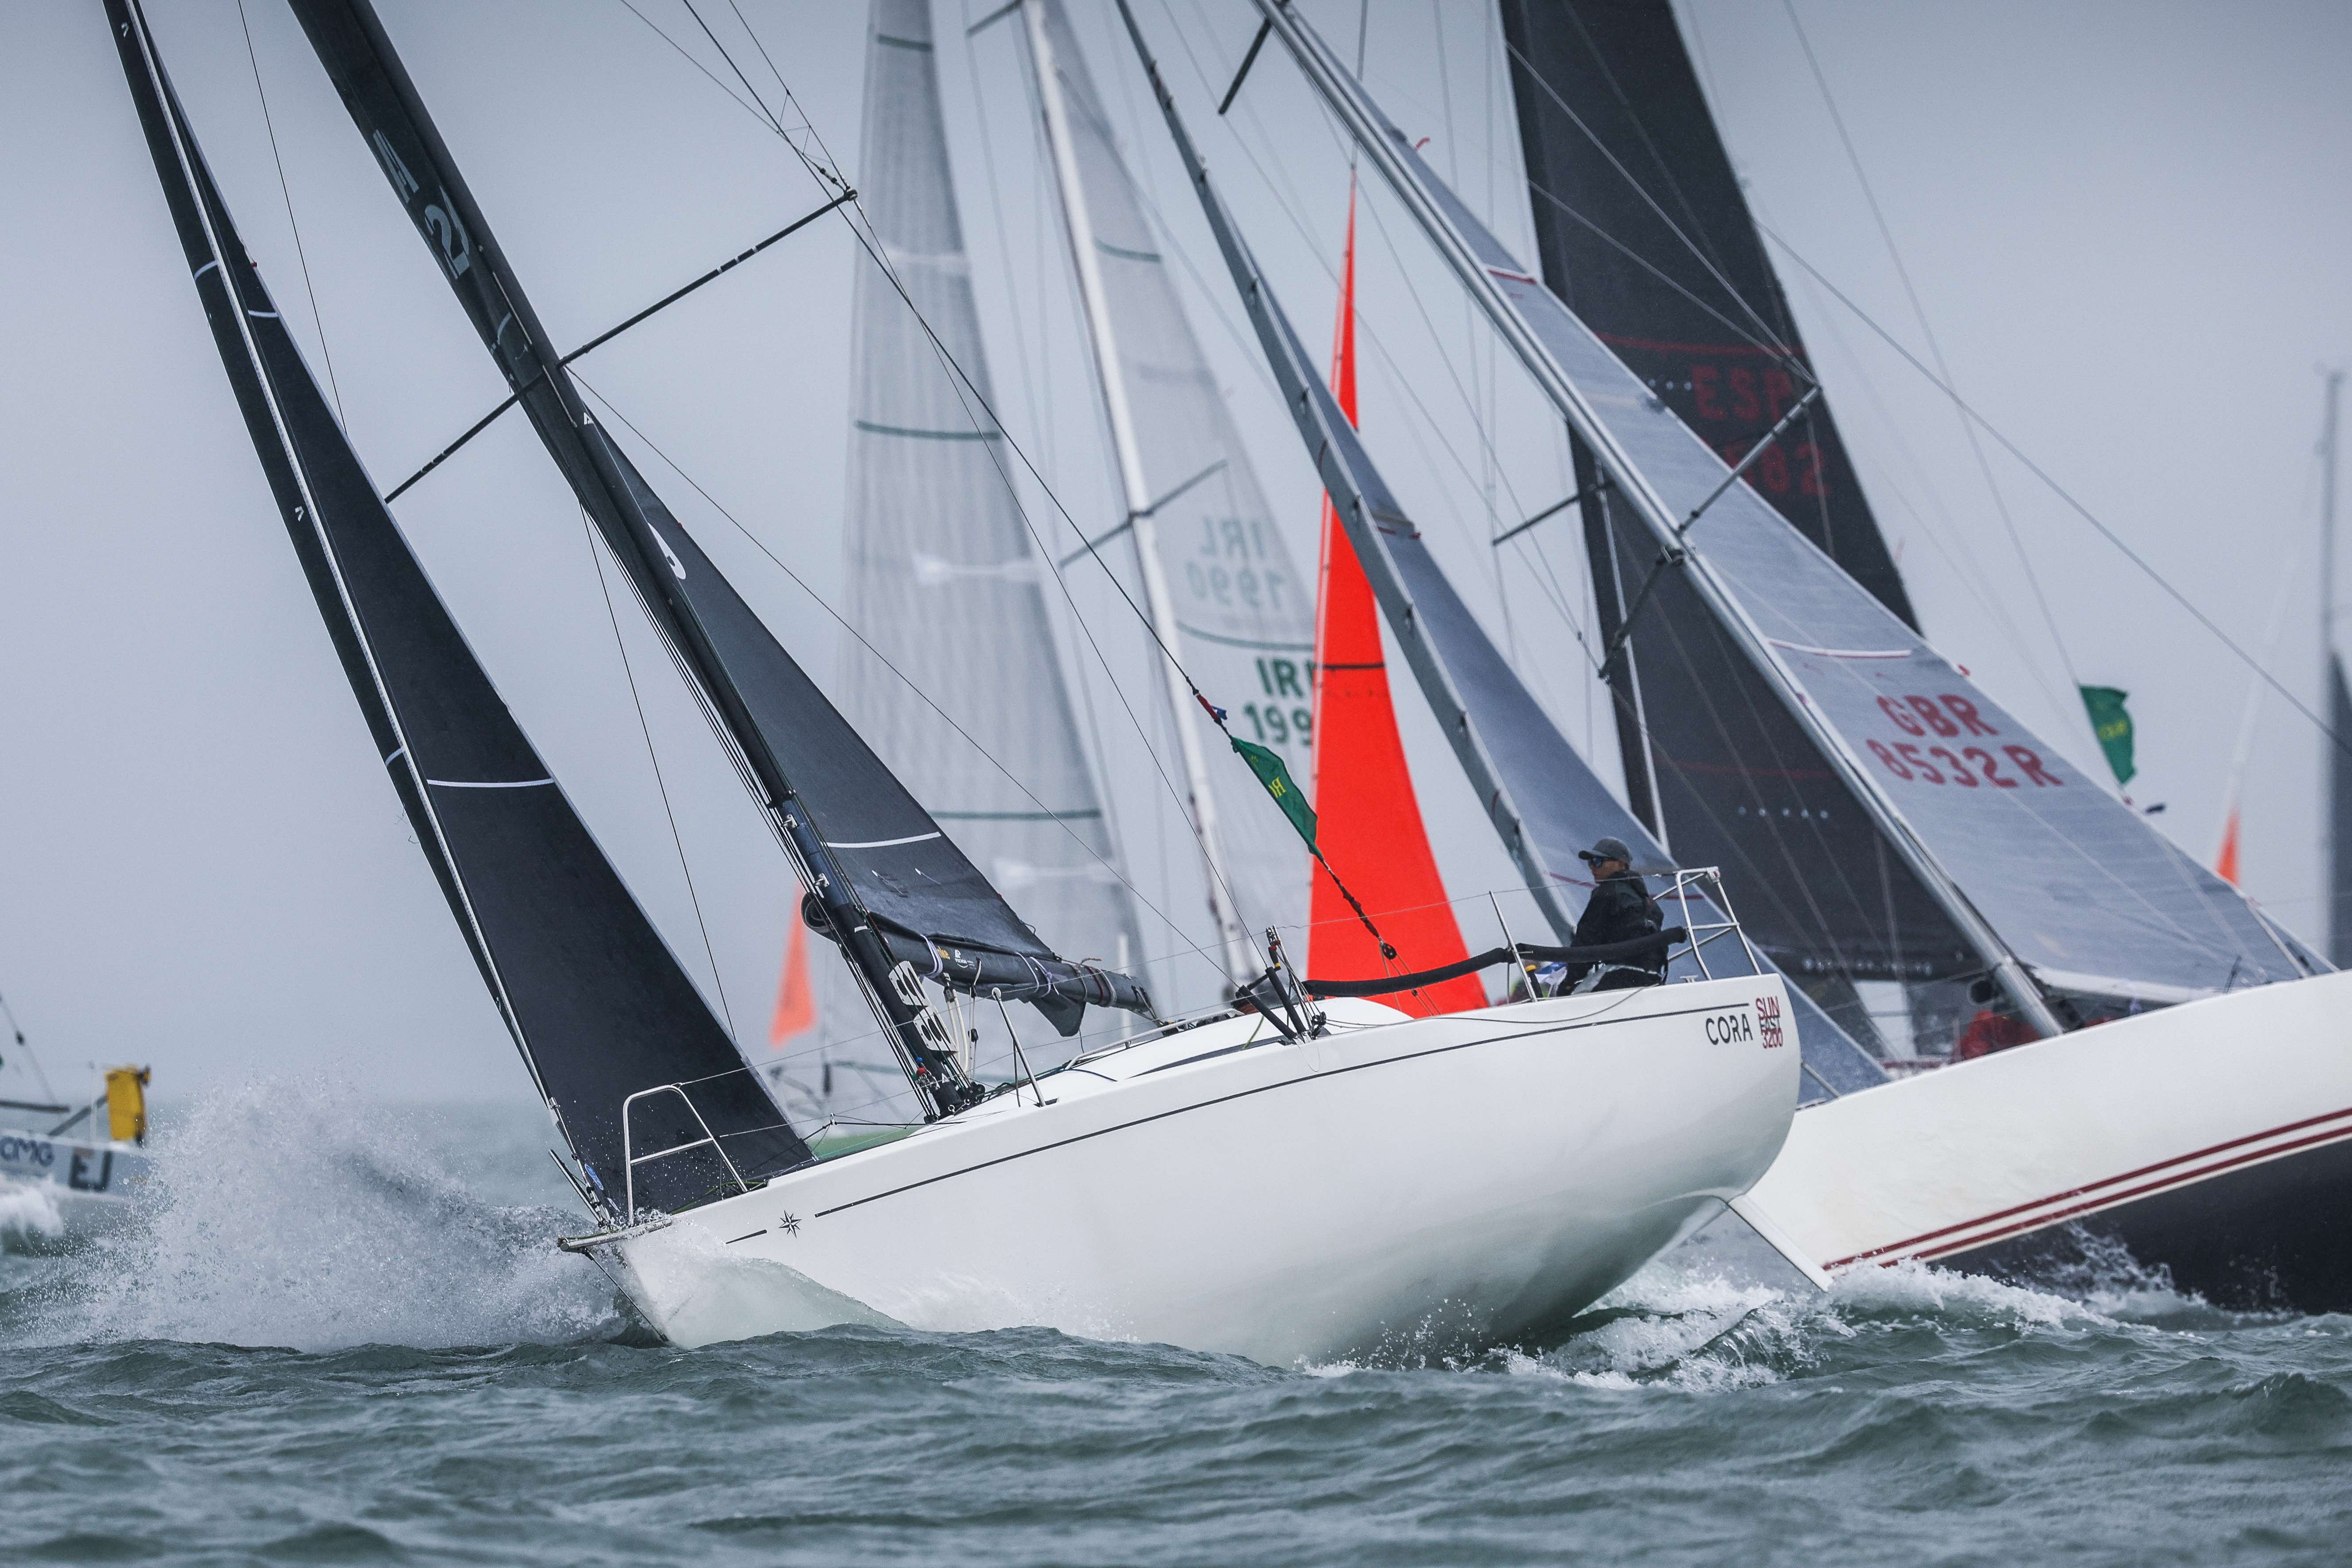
(1114, 3, 1886, 1099)
(840, 0, 1144, 1007)
(1253, 2, 2317, 1015)
(288, 0, 1150, 1079)
(106, 0, 808, 1209)
(1025, 0, 1315, 952)
(1496, 0, 1972, 1016)
(1307, 187, 1482, 1012)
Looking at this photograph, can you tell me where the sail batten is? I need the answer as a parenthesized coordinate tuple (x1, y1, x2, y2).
(287, 0, 1149, 1087)
(106, 0, 809, 1208)
(1252, 1, 2310, 1012)
(828, 0, 1145, 1058)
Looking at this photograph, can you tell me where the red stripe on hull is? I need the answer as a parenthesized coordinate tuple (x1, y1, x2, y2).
(1828, 1104, 2352, 1270)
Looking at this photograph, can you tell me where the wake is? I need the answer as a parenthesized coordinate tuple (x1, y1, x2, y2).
(2, 1079, 618, 1352)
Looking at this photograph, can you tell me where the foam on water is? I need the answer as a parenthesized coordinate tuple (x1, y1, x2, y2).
(4, 1079, 618, 1351)
(0, 1181, 65, 1245)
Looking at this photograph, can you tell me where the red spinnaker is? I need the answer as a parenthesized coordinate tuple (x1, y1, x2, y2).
(1308, 186, 1484, 1013)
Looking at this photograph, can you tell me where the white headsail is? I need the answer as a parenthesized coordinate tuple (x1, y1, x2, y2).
(1252, 1, 2319, 1022)
(824, 0, 1146, 1074)
(1019, 0, 1315, 981)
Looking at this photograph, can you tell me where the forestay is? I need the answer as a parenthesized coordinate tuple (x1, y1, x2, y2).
(837, 0, 1144, 1022)
(1116, 3, 1884, 1099)
(1031, 0, 1313, 943)
(290, 0, 1149, 1035)
(1257, 4, 2313, 1005)
(106, 0, 808, 1208)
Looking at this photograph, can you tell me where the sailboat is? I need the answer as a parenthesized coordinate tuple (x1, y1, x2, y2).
(0, 1015, 151, 1248)
(1243, 0, 2352, 1307)
(108, 0, 1800, 1365)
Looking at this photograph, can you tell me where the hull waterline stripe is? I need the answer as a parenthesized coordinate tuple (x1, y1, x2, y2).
(824, 832, 941, 850)
(1828, 1103, 2352, 1269)
(1911, 1123, 2352, 1267)
(810, 994, 1745, 1220)
(425, 777, 556, 789)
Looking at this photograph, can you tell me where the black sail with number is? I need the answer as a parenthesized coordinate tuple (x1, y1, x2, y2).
(285, 0, 1149, 1043)
(106, 0, 808, 1208)
(1499, 0, 1974, 1015)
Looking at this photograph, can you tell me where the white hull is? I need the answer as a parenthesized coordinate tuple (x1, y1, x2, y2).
(0, 1127, 148, 1250)
(592, 981, 1799, 1365)
(1737, 971, 2352, 1304)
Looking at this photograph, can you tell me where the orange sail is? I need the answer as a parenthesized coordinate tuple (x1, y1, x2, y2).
(768, 902, 818, 1047)
(2215, 803, 2242, 886)
(1307, 186, 1484, 1014)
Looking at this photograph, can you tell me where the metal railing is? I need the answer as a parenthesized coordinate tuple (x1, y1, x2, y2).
(1654, 867, 1765, 983)
(620, 1084, 750, 1223)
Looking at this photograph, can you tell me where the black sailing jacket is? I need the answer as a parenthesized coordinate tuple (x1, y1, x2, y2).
(1567, 872, 1664, 980)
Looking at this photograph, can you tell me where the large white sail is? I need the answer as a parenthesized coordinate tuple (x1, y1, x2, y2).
(1027, 0, 1314, 956)
(1256, 3, 2318, 1013)
(822, 0, 1144, 1075)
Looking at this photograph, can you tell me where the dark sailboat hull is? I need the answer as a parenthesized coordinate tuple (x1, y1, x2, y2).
(1945, 1123, 2352, 1314)
(1734, 971, 2352, 1314)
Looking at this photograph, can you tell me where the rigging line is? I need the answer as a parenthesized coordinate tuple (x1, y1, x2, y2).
(652, 8, 1207, 720)
(1553, 0, 1746, 315)
(1517, 176, 1811, 376)
(1754, 219, 2352, 766)
(1156, 0, 1599, 700)
(613, 0, 774, 131)
(1500, 33, 1803, 376)
(562, 372, 1200, 961)
(966, 10, 1144, 956)
(577, 506, 737, 1040)
(601, 2, 1262, 976)
(823, 199, 1274, 976)
(235, 0, 343, 425)
(963, 3, 1053, 480)
(1775, 231, 2077, 724)
(385, 194, 853, 505)
(1776, 1, 2083, 701)
(1091, 12, 1538, 558)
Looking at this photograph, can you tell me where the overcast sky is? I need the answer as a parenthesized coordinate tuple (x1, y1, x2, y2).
(2, 0, 2346, 1107)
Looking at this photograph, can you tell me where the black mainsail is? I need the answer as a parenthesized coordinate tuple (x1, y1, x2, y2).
(1251, 0, 2317, 1036)
(285, 0, 1150, 1114)
(106, 0, 808, 1209)
(1496, 0, 1972, 1023)
(1110, 1, 1885, 1100)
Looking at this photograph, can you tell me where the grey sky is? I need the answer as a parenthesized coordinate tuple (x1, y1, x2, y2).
(2, 0, 2345, 1104)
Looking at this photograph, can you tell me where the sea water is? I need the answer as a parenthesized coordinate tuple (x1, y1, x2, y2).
(4, 1083, 2347, 1565)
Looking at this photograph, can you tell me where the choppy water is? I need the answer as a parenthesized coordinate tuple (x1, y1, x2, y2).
(5, 1085, 2348, 1565)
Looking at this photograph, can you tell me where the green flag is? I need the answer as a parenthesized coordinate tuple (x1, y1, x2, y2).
(1231, 737, 1317, 850)
(2078, 684, 2136, 786)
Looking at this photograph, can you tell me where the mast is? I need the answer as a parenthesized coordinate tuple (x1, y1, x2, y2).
(2325, 369, 2348, 963)
(1247, 0, 2067, 1039)
(1018, 0, 1253, 989)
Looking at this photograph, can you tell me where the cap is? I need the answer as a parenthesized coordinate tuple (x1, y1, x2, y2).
(1577, 836, 1633, 866)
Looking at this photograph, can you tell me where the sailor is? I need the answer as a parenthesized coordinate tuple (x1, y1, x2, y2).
(1566, 836, 1665, 992)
